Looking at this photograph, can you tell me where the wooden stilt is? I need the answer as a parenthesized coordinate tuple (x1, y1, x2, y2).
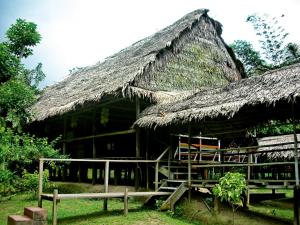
(146, 130, 149, 191)
(188, 124, 192, 203)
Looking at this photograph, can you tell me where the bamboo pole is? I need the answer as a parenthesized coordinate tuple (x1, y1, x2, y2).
(104, 161, 109, 211)
(38, 159, 44, 207)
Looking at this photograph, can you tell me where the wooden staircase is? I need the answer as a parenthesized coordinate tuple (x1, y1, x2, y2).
(144, 180, 188, 210)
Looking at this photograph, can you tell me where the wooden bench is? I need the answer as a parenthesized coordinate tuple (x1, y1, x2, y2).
(41, 189, 172, 225)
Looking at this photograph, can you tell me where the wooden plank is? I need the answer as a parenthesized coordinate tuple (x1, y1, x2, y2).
(41, 191, 172, 200)
(64, 129, 136, 142)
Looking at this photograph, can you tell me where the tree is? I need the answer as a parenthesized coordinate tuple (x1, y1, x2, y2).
(6, 18, 41, 59)
(230, 40, 269, 76)
(232, 14, 300, 77)
(0, 19, 64, 197)
(213, 172, 247, 225)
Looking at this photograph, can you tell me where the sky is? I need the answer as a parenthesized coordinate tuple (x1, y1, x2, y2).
(0, 0, 299, 87)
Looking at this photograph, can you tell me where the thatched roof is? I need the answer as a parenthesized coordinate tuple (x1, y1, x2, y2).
(257, 134, 300, 159)
(135, 63, 300, 131)
(31, 9, 242, 122)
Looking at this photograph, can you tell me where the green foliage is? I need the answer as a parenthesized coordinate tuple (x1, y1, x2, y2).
(0, 168, 18, 198)
(247, 14, 288, 66)
(213, 172, 247, 212)
(230, 40, 269, 76)
(0, 79, 36, 129)
(6, 18, 41, 58)
(0, 43, 21, 83)
(232, 14, 300, 78)
(255, 120, 300, 136)
(0, 127, 62, 173)
(21, 170, 49, 193)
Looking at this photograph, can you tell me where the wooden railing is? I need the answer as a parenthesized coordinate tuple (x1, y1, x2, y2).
(38, 147, 171, 207)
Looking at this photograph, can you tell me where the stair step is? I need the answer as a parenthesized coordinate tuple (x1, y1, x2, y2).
(7, 215, 33, 225)
(24, 207, 47, 221)
(166, 179, 187, 183)
(173, 172, 197, 175)
(159, 187, 177, 191)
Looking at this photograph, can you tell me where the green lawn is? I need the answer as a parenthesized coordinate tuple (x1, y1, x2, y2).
(0, 194, 196, 225)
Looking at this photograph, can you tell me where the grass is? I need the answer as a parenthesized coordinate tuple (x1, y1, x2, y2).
(0, 194, 197, 225)
(1, 184, 297, 225)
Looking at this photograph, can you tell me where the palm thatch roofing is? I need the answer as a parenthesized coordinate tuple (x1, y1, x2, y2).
(135, 63, 300, 135)
(31, 9, 242, 122)
(257, 134, 300, 159)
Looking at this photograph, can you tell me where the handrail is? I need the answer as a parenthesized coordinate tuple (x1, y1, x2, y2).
(156, 147, 170, 162)
(40, 158, 156, 163)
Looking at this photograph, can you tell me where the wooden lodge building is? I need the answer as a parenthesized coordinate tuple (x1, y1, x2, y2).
(29, 9, 243, 186)
(30, 9, 299, 192)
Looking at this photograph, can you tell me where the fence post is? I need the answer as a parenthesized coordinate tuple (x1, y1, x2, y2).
(52, 189, 58, 225)
(124, 188, 128, 216)
(38, 158, 44, 207)
(104, 161, 109, 211)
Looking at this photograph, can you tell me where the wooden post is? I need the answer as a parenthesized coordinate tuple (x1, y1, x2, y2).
(104, 161, 109, 211)
(135, 96, 141, 190)
(155, 161, 159, 190)
(168, 140, 171, 179)
(292, 102, 299, 186)
(188, 125, 192, 203)
(62, 117, 67, 181)
(52, 189, 58, 225)
(124, 188, 128, 216)
(294, 185, 300, 225)
(146, 130, 149, 191)
(38, 159, 44, 207)
(247, 151, 251, 181)
(92, 112, 97, 185)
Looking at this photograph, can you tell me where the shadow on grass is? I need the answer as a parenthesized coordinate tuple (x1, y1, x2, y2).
(53, 207, 148, 224)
